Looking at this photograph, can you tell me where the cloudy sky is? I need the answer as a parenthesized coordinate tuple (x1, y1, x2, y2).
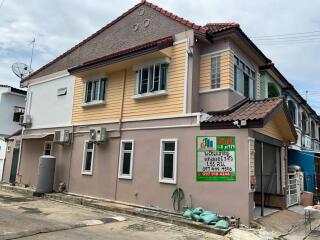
(1, 0, 320, 112)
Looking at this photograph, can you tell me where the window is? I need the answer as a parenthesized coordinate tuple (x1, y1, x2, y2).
(159, 139, 177, 184)
(82, 141, 95, 175)
(234, 56, 256, 99)
(302, 112, 308, 133)
(211, 56, 220, 89)
(311, 121, 316, 138)
(288, 100, 297, 125)
(43, 142, 53, 155)
(118, 140, 134, 179)
(268, 82, 280, 97)
(13, 106, 25, 122)
(136, 63, 168, 94)
(84, 78, 107, 103)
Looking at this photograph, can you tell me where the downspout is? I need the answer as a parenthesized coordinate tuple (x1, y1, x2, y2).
(114, 69, 127, 200)
(67, 124, 75, 192)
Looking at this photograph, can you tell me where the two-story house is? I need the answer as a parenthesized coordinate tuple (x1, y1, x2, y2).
(0, 84, 26, 181)
(259, 63, 320, 196)
(3, 1, 297, 224)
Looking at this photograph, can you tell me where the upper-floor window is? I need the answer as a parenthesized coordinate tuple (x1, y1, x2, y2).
(311, 121, 316, 138)
(13, 106, 25, 122)
(136, 63, 168, 95)
(234, 56, 256, 99)
(84, 78, 106, 103)
(211, 56, 220, 89)
(302, 112, 308, 133)
(288, 100, 297, 125)
(268, 82, 280, 97)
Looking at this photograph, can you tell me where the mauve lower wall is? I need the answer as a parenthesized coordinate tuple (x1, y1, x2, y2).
(17, 126, 251, 224)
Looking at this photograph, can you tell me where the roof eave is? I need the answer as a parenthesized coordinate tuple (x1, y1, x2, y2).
(208, 27, 270, 65)
(68, 37, 173, 75)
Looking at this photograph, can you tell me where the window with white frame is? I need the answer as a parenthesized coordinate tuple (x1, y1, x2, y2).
(136, 63, 168, 94)
(82, 141, 94, 175)
(211, 56, 220, 89)
(43, 141, 53, 155)
(159, 139, 177, 184)
(13, 106, 25, 122)
(84, 78, 107, 103)
(234, 56, 256, 99)
(118, 140, 134, 179)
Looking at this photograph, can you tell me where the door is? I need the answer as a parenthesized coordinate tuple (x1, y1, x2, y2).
(9, 141, 20, 183)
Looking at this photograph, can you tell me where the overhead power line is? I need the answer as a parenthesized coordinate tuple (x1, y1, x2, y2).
(251, 30, 320, 39)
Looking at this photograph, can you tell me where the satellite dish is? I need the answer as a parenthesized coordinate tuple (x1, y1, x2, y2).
(12, 62, 33, 79)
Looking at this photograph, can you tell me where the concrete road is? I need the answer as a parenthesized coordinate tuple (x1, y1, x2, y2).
(0, 189, 225, 240)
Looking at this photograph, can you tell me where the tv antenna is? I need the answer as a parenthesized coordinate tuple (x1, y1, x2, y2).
(12, 63, 33, 80)
(11, 38, 35, 80)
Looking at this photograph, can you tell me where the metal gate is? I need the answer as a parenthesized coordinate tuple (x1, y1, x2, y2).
(287, 172, 299, 206)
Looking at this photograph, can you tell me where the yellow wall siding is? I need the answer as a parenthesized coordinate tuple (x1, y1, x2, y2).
(72, 43, 186, 124)
(254, 118, 284, 141)
(122, 43, 186, 119)
(72, 71, 125, 124)
(199, 50, 233, 92)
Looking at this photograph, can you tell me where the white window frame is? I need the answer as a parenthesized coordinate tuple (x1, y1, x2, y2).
(233, 55, 256, 100)
(82, 75, 107, 106)
(118, 140, 134, 179)
(82, 140, 95, 175)
(133, 58, 170, 98)
(159, 139, 178, 184)
(211, 55, 221, 89)
(43, 141, 53, 156)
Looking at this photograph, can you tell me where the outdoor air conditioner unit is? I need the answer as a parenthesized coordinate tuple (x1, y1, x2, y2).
(89, 128, 107, 143)
(19, 114, 32, 127)
(53, 130, 71, 144)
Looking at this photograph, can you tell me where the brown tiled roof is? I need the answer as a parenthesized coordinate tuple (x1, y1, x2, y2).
(21, 0, 206, 83)
(205, 97, 284, 123)
(204, 22, 240, 33)
(69, 36, 173, 73)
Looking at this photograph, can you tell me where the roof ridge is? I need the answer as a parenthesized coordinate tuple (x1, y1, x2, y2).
(21, 0, 206, 83)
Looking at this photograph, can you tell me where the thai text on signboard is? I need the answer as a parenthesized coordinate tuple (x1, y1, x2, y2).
(196, 136, 236, 181)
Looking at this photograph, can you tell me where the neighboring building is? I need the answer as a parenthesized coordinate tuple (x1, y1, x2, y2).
(259, 63, 320, 194)
(0, 84, 26, 181)
(3, 1, 298, 224)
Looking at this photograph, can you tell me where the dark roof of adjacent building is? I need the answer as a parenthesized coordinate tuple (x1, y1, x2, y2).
(5, 129, 22, 141)
(201, 97, 297, 140)
(69, 36, 173, 74)
(0, 84, 26, 95)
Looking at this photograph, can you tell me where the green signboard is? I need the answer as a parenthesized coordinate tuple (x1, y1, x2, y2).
(196, 136, 236, 181)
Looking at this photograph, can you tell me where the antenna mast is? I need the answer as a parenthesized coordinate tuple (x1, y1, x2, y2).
(29, 38, 36, 69)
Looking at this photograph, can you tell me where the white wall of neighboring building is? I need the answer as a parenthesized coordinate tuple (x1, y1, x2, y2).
(0, 137, 6, 181)
(26, 75, 75, 129)
(0, 87, 26, 136)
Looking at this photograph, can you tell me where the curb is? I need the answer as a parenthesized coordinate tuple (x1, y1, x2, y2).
(45, 193, 229, 236)
(0, 184, 229, 236)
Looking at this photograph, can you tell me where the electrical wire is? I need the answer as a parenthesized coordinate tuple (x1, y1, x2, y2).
(251, 30, 320, 39)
